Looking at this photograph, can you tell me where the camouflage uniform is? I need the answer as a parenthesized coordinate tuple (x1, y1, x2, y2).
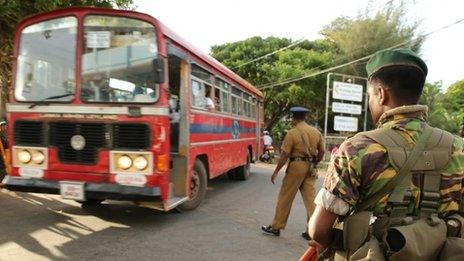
(316, 105, 464, 216)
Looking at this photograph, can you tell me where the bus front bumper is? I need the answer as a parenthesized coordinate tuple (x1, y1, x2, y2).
(2, 176, 161, 201)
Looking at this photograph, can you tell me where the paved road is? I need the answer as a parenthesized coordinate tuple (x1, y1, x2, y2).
(0, 164, 322, 261)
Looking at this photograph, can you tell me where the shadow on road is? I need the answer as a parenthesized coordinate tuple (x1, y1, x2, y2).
(0, 165, 310, 260)
(0, 171, 257, 260)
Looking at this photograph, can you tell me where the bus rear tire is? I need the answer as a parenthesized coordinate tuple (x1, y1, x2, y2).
(227, 169, 237, 180)
(235, 152, 251, 180)
(176, 159, 207, 211)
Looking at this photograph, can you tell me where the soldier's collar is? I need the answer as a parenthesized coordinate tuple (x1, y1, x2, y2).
(377, 105, 428, 127)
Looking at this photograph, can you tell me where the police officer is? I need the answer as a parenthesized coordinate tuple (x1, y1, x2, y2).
(307, 49, 464, 258)
(262, 107, 325, 237)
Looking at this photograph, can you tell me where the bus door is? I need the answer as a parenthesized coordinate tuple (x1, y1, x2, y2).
(167, 46, 190, 203)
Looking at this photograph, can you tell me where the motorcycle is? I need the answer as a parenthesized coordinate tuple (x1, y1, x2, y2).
(260, 145, 275, 164)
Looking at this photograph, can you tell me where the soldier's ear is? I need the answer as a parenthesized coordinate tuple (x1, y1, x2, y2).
(378, 86, 390, 106)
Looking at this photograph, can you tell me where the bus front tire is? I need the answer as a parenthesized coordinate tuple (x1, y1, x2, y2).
(176, 159, 207, 211)
(235, 152, 251, 180)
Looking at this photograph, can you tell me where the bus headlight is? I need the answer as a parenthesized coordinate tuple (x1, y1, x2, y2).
(133, 156, 148, 170)
(13, 146, 48, 169)
(18, 150, 32, 163)
(110, 151, 153, 174)
(31, 150, 45, 164)
(117, 155, 132, 170)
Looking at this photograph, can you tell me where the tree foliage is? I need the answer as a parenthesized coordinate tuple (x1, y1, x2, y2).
(211, 37, 333, 134)
(0, 0, 134, 104)
(211, 2, 425, 138)
(419, 82, 458, 132)
(444, 79, 464, 127)
(321, 1, 423, 77)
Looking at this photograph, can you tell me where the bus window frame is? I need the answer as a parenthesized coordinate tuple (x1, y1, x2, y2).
(14, 15, 79, 104)
(214, 77, 231, 114)
(243, 93, 253, 118)
(189, 61, 260, 120)
(80, 14, 160, 105)
(190, 75, 211, 111)
(231, 86, 244, 116)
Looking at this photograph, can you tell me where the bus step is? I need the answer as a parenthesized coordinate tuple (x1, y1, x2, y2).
(134, 200, 164, 211)
(165, 196, 189, 210)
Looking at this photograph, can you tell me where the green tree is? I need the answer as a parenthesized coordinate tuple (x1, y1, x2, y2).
(444, 79, 464, 129)
(211, 37, 333, 135)
(321, 1, 422, 77)
(0, 0, 134, 106)
(419, 82, 457, 132)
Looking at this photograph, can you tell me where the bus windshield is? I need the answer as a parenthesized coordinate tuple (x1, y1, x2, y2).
(15, 16, 77, 102)
(81, 15, 158, 103)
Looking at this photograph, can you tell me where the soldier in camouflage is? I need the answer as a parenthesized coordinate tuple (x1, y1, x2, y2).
(307, 49, 464, 256)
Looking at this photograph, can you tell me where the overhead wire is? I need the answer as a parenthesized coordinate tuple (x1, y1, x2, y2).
(232, 38, 306, 69)
(257, 17, 464, 90)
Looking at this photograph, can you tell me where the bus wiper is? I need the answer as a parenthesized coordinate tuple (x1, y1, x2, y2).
(29, 93, 75, 109)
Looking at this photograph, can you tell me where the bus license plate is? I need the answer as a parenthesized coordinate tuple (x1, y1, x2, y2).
(19, 168, 44, 178)
(60, 182, 85, 201)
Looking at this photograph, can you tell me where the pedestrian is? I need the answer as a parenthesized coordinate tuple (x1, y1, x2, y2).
(263, 130, 273, 151)
(306, 49, 464, 260)
(261, 107, 325, 237)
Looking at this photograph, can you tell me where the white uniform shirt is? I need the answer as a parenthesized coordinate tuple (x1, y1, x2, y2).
(263, 135, 273, 146)
(205, 97, 215, 110)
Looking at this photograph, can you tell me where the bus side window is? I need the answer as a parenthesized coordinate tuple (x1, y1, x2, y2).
(215, 78, 230, 113)
(232, 87, 242, 116)
(204, 84, 215, 110)
(243, 93, 252, 117)
(214, 87, 220, 110)
(191, 80, 205, 108)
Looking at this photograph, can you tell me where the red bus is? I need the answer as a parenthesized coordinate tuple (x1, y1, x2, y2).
(3, 7, 264, 211)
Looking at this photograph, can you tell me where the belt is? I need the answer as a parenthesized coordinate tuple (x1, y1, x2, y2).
(289, 156, 312, 162)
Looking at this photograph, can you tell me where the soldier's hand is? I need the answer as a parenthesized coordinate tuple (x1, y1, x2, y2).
(271, 172, 278, 184)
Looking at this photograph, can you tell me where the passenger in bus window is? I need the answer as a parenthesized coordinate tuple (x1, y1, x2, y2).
(169, 94, 180, 123)
(214, 88, 221, 110)
(205, 85, 215, 110)
(214, 96, 220, 110)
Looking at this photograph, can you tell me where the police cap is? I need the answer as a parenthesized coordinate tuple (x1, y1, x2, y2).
(366, 48, 428, 79)
(290, 106, 309, 118)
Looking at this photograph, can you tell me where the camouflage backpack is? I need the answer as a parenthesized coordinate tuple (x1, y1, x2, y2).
(333, 124, 464, 261)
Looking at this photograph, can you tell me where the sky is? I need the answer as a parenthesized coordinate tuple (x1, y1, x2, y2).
(135, 0, 464, 90)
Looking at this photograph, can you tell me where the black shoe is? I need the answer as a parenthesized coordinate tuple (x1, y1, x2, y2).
(261, 225, 280, 236)
(301, 231, 311, 240)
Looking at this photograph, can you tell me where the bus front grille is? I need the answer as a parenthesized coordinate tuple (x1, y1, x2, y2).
(50, 122, 106, 164)
(113, 124, 150, 149)
(14, 121, 44, 146)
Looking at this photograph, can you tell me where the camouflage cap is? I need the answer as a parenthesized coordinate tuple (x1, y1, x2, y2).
(366, 48, 428, 79)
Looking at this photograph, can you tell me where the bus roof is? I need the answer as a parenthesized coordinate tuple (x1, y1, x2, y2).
(157, 22, 263, 98)
(17, 7, 263, 99)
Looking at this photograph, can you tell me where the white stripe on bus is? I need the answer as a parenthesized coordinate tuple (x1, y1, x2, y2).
(191, 108, 259, 122)
(190, 137, 257, 147)
(6, 104, 169, 116)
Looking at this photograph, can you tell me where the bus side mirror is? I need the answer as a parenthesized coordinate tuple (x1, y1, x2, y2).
(152, 56, 165, 84)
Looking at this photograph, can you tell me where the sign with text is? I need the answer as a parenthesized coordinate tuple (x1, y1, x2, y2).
(332, 81, 363, 102)
(334, 116, 358, 132)
(332, 102, 362, 115)
(86, 31, 111, 48)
